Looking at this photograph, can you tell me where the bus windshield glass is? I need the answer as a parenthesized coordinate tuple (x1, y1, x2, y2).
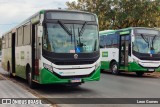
(133, 29, 160, 54)
(43, 23, 99, 53)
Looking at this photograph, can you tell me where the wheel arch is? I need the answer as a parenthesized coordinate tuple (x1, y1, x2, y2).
(26, 63, 31, 80)
(7, 61, 10, 71)
(109, 59, 117, 68)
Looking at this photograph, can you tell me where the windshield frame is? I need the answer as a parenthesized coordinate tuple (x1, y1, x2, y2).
(41, 11, 100, 64)
(42, 20, 99, 54)
(133, 28, 160, 54)
(132, 28, 160, 60)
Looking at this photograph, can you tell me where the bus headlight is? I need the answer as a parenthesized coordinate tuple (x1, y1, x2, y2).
(43, 63, 53, 72)
(95, 62, 101, 70)
(133, 58, 139, 64)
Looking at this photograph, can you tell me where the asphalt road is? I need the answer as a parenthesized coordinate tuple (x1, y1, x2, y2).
(0, 66, 160, 107)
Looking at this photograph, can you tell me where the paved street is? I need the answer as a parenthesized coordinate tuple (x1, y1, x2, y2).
(0, 66, 160, 107)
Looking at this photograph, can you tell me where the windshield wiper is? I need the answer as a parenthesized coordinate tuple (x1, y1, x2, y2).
(58, 20, 73, 43)
(78, 21, 87, 37)
(140, 34, 149, 47)
(77, 22, 87, 47)
(151, 35, 157, 48)
(58, 20, 72, 36)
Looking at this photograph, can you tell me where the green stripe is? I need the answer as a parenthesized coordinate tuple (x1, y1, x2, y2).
(101, 61, 110, 70)
(120, 31, 130, 35)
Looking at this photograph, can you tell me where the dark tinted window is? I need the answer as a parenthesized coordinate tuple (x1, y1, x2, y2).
(100, 35, 105, 48)
(105, 33, 118, 48)
(100, 33, 119, 48)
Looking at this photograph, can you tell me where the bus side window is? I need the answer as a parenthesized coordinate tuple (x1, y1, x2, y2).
(2, 36, 5, 49)
(105, 35, 110, 48)
(5, 34, 9, 48)
(100, 35, 105, 48)
(8, 33, 11, 48)
(24, 24, 31, 45)
(112, 33, 118, 48)
(105, 34, 118, 48)
(17, 27, 23, 46)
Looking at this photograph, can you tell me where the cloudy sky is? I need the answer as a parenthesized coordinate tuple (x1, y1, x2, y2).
(0, 0, 75, 36)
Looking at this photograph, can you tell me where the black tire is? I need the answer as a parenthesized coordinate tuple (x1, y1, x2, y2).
(27, 68, 36, 88)
(136, 72, 144, 77)
(100, 69, 104, 72)
(110, 62, 119, 75)
(7, 62, 13, 78)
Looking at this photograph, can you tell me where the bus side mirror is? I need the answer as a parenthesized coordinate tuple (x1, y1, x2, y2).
(38, 26, 43, 38)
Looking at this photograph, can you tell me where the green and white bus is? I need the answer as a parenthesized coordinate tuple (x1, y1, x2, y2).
(1, 10, 100, 88)
(100, 27, 160, 76)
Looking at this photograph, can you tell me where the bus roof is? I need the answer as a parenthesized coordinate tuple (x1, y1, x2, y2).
(2, 9, 96, 36)
(99, 30, 115, 36)
(99, 27, 159, 36)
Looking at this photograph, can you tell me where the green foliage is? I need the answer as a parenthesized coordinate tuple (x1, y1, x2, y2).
(66, 0, 160, 30)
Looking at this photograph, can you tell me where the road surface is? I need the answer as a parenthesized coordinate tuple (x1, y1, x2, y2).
(0, 67, 160, 107)
(0, 68, 51, 107)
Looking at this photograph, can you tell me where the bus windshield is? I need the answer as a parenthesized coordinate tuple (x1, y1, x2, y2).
(43, 23, 99, 53)
(133, 34, 160, 54)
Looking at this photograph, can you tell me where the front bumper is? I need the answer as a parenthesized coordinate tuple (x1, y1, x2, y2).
(39, 67, 100, 84)
(128, 62, 160, 72)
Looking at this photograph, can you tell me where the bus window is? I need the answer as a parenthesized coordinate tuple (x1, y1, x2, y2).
(2, 36, 5, 49)
(100, 35, 105, 48)
(17, 27, 23, 46)
(24, 25, 31, 45)
(105, 33, 118, 48)
(5, 34, 9, 48)
(8, 33, 11, 48)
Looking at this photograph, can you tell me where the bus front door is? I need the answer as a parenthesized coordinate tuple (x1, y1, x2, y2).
(119, 35, 130, 68)
(11, 33, 16, 75)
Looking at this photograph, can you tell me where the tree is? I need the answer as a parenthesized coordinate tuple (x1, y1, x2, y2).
(66, 0, 160, 30)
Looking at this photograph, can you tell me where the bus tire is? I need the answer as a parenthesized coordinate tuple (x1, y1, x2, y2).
(110, 62, 119, 75)
(7, 62, 13, 78)
(27, 67, 36, 88)
(100, 69, 104, 72)
(136, 72, 144, 77)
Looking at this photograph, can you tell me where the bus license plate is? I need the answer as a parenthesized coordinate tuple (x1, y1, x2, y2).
(71, 78, 81, 83)
(148, 69, 154, 72)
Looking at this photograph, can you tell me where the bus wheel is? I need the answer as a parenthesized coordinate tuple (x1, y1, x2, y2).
(27, 68, 36, 88)
(136, 72, 144, 77)
(111, 62, 119, 75)
(7, 62, 13, 78)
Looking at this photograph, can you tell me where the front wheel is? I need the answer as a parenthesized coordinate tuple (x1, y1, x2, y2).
(110, 62, 119, 75)
(136, 72, 144, 77)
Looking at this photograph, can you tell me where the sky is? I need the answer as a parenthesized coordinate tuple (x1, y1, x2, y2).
(0, 0, 75, 36)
